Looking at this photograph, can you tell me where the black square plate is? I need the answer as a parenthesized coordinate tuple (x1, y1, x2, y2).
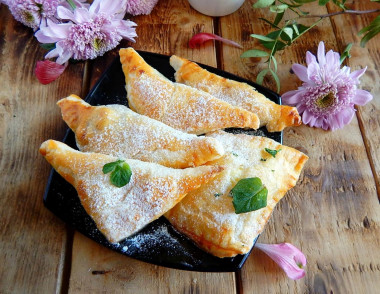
(43, 51, 282, 272)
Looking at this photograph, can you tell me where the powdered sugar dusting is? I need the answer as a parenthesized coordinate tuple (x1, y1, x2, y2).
(69, 100, 224, 168)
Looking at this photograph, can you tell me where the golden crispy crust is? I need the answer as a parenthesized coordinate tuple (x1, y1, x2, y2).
(170, 55, 302, 132)
(165, 131, 308, 258)
(119, 48, 260, 135)
(57, 95, 225, 168)
(40, 140, 223, 243)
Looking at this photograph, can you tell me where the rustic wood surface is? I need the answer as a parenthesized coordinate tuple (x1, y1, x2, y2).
(0, 0, 379, 293)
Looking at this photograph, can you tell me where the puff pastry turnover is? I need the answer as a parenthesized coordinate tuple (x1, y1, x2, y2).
(40, 140, 223, 243)
(119, 48, 260, 135)
(165, 131, 308, 258)
(170, 55, 302, 132)
(58, 95, 225, 168)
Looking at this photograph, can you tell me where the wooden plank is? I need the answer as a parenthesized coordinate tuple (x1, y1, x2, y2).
(68, 1, 236, 293)
(0, 5, 85, 294)
(326, 0, 380, 201)
(219, 1, 380, 293)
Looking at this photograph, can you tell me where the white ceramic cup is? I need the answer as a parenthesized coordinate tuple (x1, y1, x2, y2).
(188, 0, 245, 17)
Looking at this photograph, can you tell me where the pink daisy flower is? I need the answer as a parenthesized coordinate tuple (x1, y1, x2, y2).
(35, 0, 137, 64)
(282, 41, 373, 131)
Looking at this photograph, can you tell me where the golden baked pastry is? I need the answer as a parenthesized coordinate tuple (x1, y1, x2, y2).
(165, 131, 308, 258)
(58, 95, 225, 168)
(170, 55, 302, 132)
(40, 140, 223, 243)
(119, 48, 260, 135)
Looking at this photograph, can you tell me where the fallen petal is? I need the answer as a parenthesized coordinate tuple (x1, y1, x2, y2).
(255, 243, 306, 280)
(35, 60, 67, 85)
(189, 33, 242, 49)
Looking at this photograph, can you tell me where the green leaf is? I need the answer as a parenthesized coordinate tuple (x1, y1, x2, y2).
(318, 0, 330, 4)
(230, 178, 268, 214)
(250, 34, 275, 42)
(340, 43, 352, 64)
(67, 0, 76, 10)
(40, 43, 56, 51)
(256, 69, 269, 85)
(265, 148, 282, 158)
(103, 160, 132, 188)
(283, 27, 294, 40)
(358, 15, 380, 47)
(269, 4, 289, 13)
(253, 0, 276, 8)
(260, 30, 287, 51)
(241, 49, 269, 58)
(102, 160, 123, 174)
(271, 55, 278, 72)
(269, 69, 281, 92)
(274, 12, 285, 26)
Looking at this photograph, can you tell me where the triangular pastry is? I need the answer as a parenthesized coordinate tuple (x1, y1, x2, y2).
(119, 48, 260, 135)
(170, 55, 302, 132)
(58, 95, 225, 168)
(165, 131, 308, 257)
(40, 140, 223, 243)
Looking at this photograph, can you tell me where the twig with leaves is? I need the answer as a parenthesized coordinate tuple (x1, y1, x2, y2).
(243, 0, 380, 92)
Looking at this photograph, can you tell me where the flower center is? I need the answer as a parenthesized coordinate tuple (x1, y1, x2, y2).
(315, 92, 336, 109)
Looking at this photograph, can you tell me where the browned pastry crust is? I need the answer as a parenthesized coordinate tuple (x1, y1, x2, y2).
(119, 48, 260, 135)
(58, 95, 225, 168)
(170, 55, 302, 132)
(40, 140, 223, 243)
(165, 131, 308, 258)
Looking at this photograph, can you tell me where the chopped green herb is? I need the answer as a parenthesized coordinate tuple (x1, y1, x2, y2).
(102, 159, 132, 188)
(230, 177, 268, 214)
(231, 151, 239, 157)
(214, 193, 222, 197)
(265, 148, 281, 158)
(260, 158, 267, 162)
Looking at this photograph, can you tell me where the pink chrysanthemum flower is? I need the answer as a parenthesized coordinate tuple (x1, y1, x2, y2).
(282, 41, 372, 131)
(5, 0, 87, 30)
(126, 0, 159, 16)
(34, 0, 137, 64)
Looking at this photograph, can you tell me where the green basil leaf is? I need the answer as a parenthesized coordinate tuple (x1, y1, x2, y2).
(110, 163, 132, 188)
(231, 178, 268, 214)
(102, 160, 123, 174)
(265, 147, 281, 157)
(103, 160, 132, 188)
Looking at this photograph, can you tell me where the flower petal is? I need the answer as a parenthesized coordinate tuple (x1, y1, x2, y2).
(35, 60, 67, 85)
(317, 41, 326, 66)
(306, 51, 316, 65)
(353, 89, 373, 106)
(57, 6, 75, 21)
(292, 64, 309, 82)
(35, 20, 71, 43)
(350, 67, 367, 81)
(282, 90, 304, 105)
(189, 33, 242, 49)
(255, 243, 307, 280)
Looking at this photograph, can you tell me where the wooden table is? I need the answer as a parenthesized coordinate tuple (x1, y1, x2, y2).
(1, 0, 379, 293)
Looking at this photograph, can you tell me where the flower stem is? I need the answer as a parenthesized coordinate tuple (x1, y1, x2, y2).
(301, 8, 380, 19)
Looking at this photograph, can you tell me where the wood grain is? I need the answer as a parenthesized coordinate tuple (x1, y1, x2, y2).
(0, 5, 85, 294)
(326, 0, 380, 202)
(219, 1, 380, 293)
(68, 1, 236, 293)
